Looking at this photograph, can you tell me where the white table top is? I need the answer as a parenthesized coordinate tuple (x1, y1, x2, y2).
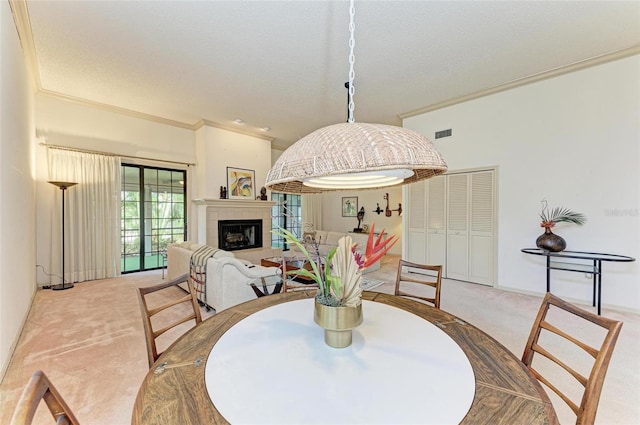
(205, 298, 475, 424)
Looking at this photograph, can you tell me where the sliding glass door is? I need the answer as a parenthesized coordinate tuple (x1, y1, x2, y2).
(271, 193, 302, 250)
(121, 165, 186, 273)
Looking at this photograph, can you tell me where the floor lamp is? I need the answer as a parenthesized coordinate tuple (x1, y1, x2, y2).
(48, 181, 77, 290)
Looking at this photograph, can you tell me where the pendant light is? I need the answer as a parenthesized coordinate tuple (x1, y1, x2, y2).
(265, 0, 447, 193)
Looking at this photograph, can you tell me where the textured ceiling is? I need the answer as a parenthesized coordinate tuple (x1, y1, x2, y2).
(23, 0, 640, 148)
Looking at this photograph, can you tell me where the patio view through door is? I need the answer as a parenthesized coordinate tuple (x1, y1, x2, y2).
(271, 193, 302, 250)
(121, 165, 187, 273)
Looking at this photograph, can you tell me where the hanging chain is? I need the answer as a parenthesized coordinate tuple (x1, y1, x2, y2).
(347, 0, 355, 123)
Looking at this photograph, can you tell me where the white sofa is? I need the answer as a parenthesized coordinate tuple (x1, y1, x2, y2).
(289, 230, 382, 273)
(167, 242, 281, 312)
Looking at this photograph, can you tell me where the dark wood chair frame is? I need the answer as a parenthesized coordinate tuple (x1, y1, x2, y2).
(394, 260, 442, 308)
(522, 292, 623, 425)
(137, 273, 203, 368)
(10, 370, 79, 425)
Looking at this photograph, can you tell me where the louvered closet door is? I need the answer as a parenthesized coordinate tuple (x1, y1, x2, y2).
(406, 181, 427, 263)
(426, 176, 446, 269)
(469, 171, 494, 285)
(446, 174, 469, 281)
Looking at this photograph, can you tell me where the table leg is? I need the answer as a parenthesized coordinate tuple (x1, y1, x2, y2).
(546, 256, 551, 293)
(597, 261, 602, 316)
(250, 278, 283, 297)
(592, 260, 597, 307)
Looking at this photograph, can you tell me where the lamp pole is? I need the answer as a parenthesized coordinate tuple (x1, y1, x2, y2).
(48, 181, 77, 290)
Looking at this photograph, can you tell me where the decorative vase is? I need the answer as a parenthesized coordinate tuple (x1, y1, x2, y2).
(313, 300, 363, 348)
(536, 227, 566, 252)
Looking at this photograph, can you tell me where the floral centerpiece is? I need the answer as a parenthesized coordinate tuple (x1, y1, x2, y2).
(274, 224, 397, 348)
(536, 200, 586, 252)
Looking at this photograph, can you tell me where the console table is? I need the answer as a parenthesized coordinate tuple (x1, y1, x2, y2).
(521, 248, 635, 315)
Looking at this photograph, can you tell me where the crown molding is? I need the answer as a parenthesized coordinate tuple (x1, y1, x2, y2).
(399, 45, 640, 120)
(38, 89, 196, 129)
(271, 144, 288, 152)
(193, 119, 275, 142)
(9, 0, 41, 91)
(38, 90, 279, 142)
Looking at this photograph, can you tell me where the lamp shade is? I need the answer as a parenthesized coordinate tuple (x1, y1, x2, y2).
(265, 122, 448, 193)
(48, 181, 78, 190)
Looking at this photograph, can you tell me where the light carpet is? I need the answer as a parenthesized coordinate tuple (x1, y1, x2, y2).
(1, 255, 638, 425)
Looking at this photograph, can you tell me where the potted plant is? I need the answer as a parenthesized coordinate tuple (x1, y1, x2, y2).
(274, 224, 397, 348)
(536, 200, 586, 252)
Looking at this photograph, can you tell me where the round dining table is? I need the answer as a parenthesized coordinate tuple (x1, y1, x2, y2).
(131, 291, 558, 425)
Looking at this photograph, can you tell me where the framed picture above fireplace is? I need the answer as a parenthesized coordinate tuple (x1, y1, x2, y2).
(227, 167, 255, 199)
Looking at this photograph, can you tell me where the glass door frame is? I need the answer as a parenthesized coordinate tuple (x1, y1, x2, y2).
(121, 164, 187, 274)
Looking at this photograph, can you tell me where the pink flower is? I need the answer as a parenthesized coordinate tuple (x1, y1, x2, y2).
(352, 223, 397, 270)
(351, 247, 365, 269)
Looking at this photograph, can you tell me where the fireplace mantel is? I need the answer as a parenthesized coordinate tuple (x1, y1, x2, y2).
(193, 198, 276, 209)
(192, 198, 276, 252)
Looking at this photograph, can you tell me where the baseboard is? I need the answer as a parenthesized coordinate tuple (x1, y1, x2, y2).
(0, 287, 37, 384)
(496, 285, 640, 315)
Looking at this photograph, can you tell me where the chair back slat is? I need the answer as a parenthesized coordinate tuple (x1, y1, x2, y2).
(531, 367, 581, 415)
(138, 273, 203, 368)
(522, 292, 623, 425)
(540, 320, 599, 358)
(532, 343, 588, 386)
(394, 260, 442, 308)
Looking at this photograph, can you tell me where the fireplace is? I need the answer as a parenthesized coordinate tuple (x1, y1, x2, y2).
(218, 219, 263, 251)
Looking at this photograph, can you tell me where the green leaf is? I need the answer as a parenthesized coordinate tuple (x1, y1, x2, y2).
(539, 200, 586, 225)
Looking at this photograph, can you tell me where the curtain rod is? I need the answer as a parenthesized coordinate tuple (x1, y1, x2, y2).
(40, 143, 196, 166)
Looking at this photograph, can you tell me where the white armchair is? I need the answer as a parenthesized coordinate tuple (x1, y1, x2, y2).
(206, 257, 281, 312)
(167, 242, 281, 312)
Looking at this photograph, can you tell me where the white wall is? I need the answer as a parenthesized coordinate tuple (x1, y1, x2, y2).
(404, 55, 640, 312)
(191, 124, 273, 242)
(34, 96, 197, 284)
(35, 96, 196, 164)
(34, 97, 275, 279)
(0, 2, 37, 376)
(194, 125, 273, 199)
(320, 187, 403, 256)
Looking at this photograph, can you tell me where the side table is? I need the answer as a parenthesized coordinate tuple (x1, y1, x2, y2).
(521, 248, 635, 315)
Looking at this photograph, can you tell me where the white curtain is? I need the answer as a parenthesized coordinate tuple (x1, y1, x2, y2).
(48, 149, 121, 284)
(302, 194, 323, 231)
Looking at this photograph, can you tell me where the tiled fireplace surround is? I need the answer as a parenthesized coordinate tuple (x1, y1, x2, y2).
(193, 198, 279, 264)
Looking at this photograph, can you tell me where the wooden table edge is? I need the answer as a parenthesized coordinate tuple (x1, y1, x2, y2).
(132, 291, 558, 425)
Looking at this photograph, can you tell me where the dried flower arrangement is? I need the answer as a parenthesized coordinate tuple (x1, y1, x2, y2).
(539, 199, 586, 229)
(274, 224, 397, 307)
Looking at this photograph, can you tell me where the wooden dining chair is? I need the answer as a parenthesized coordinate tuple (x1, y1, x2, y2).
(10, 370, 79, 425)
(394, 260, 442, 308)
(137, 273, 203, 368)
(522, 292, 623, 425)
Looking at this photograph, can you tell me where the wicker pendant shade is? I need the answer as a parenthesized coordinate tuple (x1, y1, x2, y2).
(265, 0, 447, 194)
(265, 122, 448, 193)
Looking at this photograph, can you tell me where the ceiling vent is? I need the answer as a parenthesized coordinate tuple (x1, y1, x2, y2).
(435, 129, 452, 139)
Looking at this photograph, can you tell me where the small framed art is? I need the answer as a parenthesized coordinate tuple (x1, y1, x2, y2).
(342, 196, 358, 217)
(227, 167, 255, 199)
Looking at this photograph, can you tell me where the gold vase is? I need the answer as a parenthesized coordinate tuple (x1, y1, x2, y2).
(313, 300, 363, 348)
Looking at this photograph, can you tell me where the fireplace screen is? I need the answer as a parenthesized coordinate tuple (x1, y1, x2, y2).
(218, 219, 263, 251)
